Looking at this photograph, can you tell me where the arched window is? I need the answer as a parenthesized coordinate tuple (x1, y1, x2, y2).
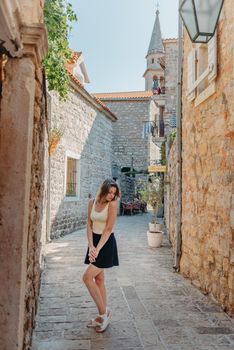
(121, 167, 135, 178)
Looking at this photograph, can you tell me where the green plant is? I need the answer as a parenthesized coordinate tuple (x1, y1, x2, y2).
(148, 175, 164, 224)
(170, 130, 177, 141)
(137, 188, 148, 203)
(137, 176, 164, 224)
(48, 125, 65, 155)
(44, 0, 78, 99)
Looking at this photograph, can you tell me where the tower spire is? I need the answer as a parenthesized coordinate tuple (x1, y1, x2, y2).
(156, 1, 159, 12)
(147, 4, 164, 55)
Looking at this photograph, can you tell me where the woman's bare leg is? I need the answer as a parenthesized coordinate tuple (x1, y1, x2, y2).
(95, 271, 107, 310)
(83, 264, 106, 315)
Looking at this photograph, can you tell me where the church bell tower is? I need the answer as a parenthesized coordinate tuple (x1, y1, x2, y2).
(143, 7, 165, 92)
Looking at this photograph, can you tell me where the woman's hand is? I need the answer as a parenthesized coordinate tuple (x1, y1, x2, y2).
(88, 246, 99, 262)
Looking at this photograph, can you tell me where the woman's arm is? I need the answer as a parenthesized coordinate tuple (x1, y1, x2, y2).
(86, 199, 94, 248)
(95, 200, 118, 254)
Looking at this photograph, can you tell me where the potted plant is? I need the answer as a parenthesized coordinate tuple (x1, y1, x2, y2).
(146, 175, 164, 247)
(48, 125, 64, 156)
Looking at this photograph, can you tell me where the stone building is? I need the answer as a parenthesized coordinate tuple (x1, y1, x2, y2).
(167, 0, 234, 315)
(93, 90, 158, 173)
(47, 52, 117, 238)
(0, 1, 48, 349)
(94, 9, 178, 195)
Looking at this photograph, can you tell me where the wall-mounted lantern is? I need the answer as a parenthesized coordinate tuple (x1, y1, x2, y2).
(179, 0, 224, 43)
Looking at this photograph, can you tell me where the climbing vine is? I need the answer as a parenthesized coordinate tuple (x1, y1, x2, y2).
(43, 0, 77, 99)
(170, 130, 177, 142)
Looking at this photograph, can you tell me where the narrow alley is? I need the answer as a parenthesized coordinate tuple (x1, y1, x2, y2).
(32, 214, 234, 350)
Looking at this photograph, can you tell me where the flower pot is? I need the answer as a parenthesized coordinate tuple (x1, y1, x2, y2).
(149, 222, 163, 232)
(147, 230, 163, 248)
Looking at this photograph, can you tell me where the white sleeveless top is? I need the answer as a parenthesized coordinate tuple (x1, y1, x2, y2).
(90, 198, 109, 235)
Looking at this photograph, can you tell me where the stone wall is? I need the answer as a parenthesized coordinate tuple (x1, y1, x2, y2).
(24, 65, 48, 350)
(103, 99, 152, 171)
(149, 99, 161, 164)
(49, 87, 114, 238)
(163, 39, 178, 135)
(164, 39, 178, 113)
(165, 138, 177, 249)
(119, 174, 135, 202)
(0, 1, 48, 348)
(181, 0, 234, 315)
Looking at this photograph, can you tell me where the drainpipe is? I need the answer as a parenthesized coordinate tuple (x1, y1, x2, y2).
(174, 2, 183, 271)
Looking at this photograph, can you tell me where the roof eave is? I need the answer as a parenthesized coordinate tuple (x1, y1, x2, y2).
(69, 80, 117, 122)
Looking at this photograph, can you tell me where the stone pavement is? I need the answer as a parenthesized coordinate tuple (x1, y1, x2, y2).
(32, 213, 234, 350)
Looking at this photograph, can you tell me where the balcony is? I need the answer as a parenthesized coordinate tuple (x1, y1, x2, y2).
(151, 93, 166, 106)
(152, 136, 166, 144)
(143, 120, 166, 142)
(152, 121, 166, 144)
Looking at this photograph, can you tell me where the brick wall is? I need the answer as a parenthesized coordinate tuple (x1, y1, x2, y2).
(180, 0, 234, 315)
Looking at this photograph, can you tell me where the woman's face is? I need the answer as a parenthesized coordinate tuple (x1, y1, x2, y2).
(105, 186, 117, 202)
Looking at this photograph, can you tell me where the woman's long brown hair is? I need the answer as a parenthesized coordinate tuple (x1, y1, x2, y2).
(98, 179, 120, 201)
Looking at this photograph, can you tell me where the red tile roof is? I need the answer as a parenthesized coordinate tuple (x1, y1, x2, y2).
(93, 90, 153, 100)
(65, 51, 116, 120)
(65, 51, 84, 88)
(163, 38, 178, 43)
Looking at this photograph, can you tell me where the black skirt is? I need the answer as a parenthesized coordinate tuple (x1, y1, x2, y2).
(84, 232, 119, 268)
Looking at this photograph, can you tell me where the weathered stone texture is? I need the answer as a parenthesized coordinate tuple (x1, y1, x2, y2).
(49, 88, 113, 238)
(103, 99, 154, 171)
(0, 1, 48, 349)
(24, 69, 48, 350)
(164, 39, 178, 111)
(164, 39, 178, 132)
(164, 40, 178, 100)
(149, 100, 161, 163)
(166, 139, 177, 249)
(180, 0, 234, 315)
(119, 174, 135, 202)
(0, 5, 48, 349)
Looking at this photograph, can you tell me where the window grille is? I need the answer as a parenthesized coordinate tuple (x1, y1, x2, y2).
(66, 157, 78, 196)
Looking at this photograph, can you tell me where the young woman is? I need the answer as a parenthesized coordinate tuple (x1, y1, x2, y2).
(83, 179, 120, 332)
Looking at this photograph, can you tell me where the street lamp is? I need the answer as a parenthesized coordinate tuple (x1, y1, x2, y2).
(179, 0, 224, 43)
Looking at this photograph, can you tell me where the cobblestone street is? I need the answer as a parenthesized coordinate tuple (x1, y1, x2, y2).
(32, 214, 234, 350)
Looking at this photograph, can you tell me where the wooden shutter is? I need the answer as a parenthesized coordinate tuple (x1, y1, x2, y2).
(187, 48, 196, 101)
(208, 31, 217, 82)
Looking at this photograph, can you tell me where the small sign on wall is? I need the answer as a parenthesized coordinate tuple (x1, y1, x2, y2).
(148, 165, 166, 173)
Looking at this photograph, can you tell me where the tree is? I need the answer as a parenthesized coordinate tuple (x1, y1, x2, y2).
(137, 175, 164, 224)
(44, 0, 77, 99)
(148, 175, 164, 224)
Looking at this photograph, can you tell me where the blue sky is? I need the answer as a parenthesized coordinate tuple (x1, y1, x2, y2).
(69, 0, 179, 93)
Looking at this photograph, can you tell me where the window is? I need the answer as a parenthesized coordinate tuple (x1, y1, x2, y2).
(187, 32, 217, 106)
(65, 151, 80, 199)
(152, 58, 154, 64)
